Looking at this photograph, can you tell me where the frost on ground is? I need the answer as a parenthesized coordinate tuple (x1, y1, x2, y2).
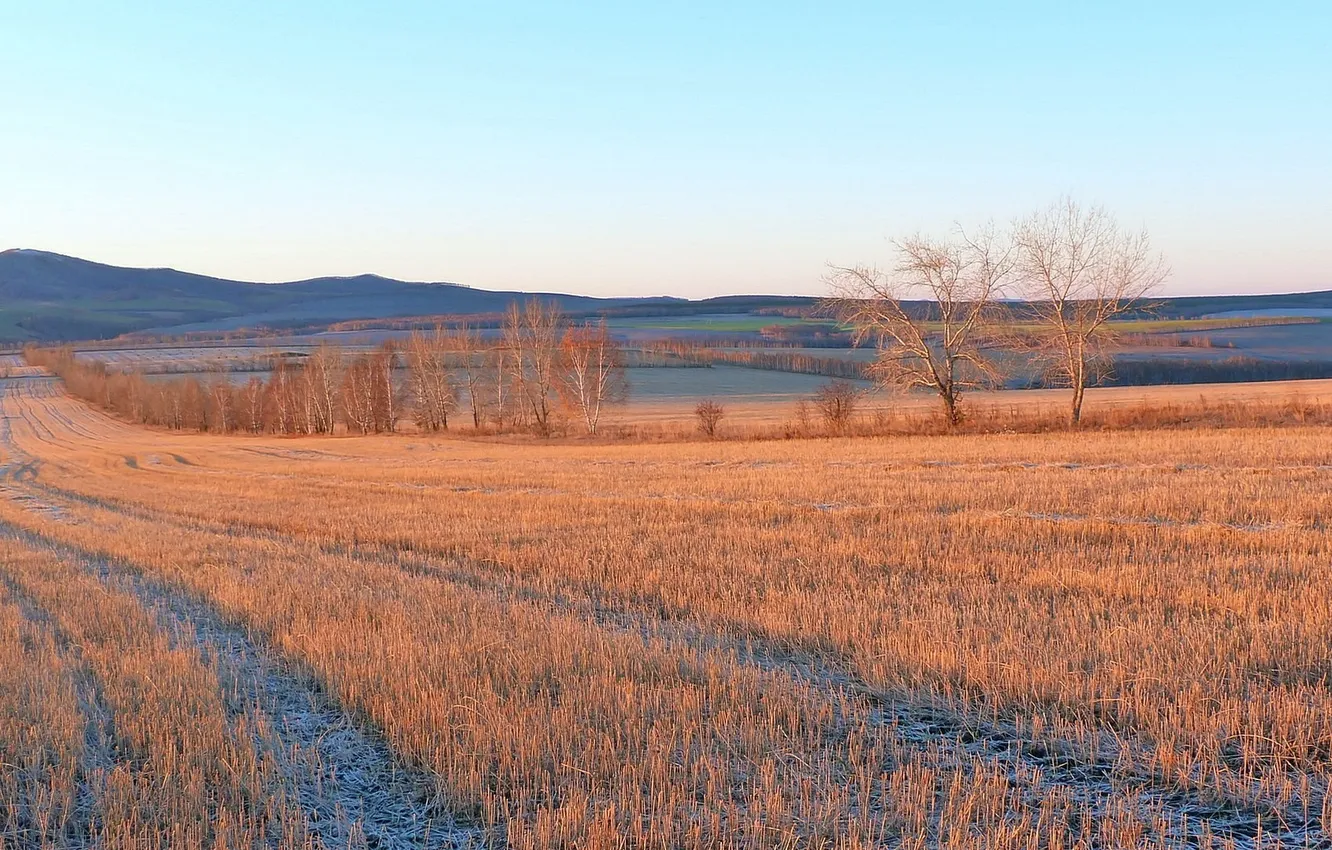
(0, 523, 485, 850)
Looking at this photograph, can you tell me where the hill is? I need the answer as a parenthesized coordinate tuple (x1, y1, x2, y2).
(2, 248, 1330, 342)
(0, 249, 688, 341)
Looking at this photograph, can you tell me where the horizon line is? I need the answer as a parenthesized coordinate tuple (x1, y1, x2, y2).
(4, 246, 1330, 303)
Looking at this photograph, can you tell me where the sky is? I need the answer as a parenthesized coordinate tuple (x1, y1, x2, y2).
(1, 1, 1329, 298)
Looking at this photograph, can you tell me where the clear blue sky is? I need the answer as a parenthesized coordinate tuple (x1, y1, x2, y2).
(2, 2, 1328, 297)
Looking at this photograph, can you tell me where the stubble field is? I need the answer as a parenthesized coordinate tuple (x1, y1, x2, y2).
(2, 371, 1331, 848)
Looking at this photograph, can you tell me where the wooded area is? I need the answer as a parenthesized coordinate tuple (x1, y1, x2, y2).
(24, 305, 627, 436)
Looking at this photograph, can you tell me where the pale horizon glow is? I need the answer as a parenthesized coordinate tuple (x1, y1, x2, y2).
(2, 2, 1329, 299)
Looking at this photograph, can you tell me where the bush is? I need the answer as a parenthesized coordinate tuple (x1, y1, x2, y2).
(695, 400, 725, 438)
(812, 380, 862, 434)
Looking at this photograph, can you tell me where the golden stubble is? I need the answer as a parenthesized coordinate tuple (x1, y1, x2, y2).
(2, 378, 1331, 846)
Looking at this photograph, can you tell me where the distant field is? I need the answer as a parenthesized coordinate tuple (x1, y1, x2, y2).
(624, 376, 1332, 425)
(1, 374, 1330, 845)
(64, 319, 1332, 412)
(610, 313, 828, 330)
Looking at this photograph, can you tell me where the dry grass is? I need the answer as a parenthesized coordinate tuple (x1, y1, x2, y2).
(2, 375, 1331, 846)
(0, 537, 311, 849)
(0, 582, 83, 849)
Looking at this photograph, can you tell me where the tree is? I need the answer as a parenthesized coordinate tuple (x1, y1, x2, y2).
(240, 377, 265, 433)
(208, 377, 235, 433)
(828, 226, 1012, 427)
(489, 345, 512, 430)
(811, 379, 862, 434)
(454, 322, 488, 429)
(407, 328, 457, 432)
(695, 399, 725, 438)
(559, 320, 626, 434)
(266, 355, 301, 434)
(341, 354, 377, 434)
(371, 342, 400, 433)
(1015, 198, 1169, 424)
(304, 343, 343, 434)
(503, 300, 564, 435)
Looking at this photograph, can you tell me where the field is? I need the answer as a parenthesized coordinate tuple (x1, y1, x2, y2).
(2, 366, 1332, 848)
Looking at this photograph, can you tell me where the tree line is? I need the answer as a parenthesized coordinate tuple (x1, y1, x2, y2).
(645, 342, 869, 380)
(24, 302, 627, 436)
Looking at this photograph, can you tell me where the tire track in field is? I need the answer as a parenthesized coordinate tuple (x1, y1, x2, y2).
(3, 377, 1324, 847)
(3, 445, 1319, 846)
(8, 476, 1321, 848)
(0, 519, 485, 849)
(0, 572, 118, 849)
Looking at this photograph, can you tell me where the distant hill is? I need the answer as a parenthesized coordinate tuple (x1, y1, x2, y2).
(0, 249, 688, 341)
(1, 248, 1330, 342)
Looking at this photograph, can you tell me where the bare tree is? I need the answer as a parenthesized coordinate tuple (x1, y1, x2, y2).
(267, 355, 300, 434)
(792, 399, 813, 436)
(304, 343, 343, 434)
(371, 342, 400, 433)
(1015, 198, 1169, 424)
(208, 377, 235, 433)
(504, 300, 565, 435)
(695, 399, 725, 438)
(811, 379, 862, 434)
(559, 320, 626, 434)
(341, 355, 376, 434)
(489, 346, 512, 430)
(407, 328, 457, 432)
(828, 226, 1012, 427)
(454, 322, 488, 429)
(180, 377, 206, 431)
(240, 377, 265, 433)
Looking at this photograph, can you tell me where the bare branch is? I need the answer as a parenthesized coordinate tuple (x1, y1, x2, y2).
(825, 225, 1012, 426)
(1015, 197, 1170, 422)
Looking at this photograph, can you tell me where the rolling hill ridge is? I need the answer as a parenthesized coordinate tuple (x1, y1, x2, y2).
(1, 248, 1329, 342)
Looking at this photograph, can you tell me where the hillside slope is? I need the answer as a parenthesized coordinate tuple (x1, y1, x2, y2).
(0, 249, 673, 341)
(2, 248, 1330, 342)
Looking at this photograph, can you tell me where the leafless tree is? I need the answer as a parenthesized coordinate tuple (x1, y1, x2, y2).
(792, 399, 813, 435)
(372, 342, 400, 432)
(559, 320, 626, 434)
(342, 354, 377, 434)
(811, 379, 862, 434)
(267, 355, 301, 434)
(180, 377, 206, 431)
(208, 377, 235, 432)
(504, 300, 565, 435)
(304, 343, 343, 434)
(489, 345, 513, 430)
(1015, 198, 1169, 424)
(161, 383, 185, 430)
(695, 399, 725, 438)
(240, 377, 265, 433)
(827, 226, 1013, 427)
(454, 322, 487, 429)
(407, 328, 457, 432)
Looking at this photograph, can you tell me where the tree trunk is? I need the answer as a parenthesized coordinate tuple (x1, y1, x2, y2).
(1070, 354, 1086, 425)
(940, 388, 960, 427)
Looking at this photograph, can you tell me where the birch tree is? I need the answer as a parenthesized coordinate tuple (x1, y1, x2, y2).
(407, 328, 457, 432)
(454, 322, 487, 429)
(559, 320, 626, 434)
(371, 342, 400, 432)
(504, 300, 565, 435)
(342, 355, 377, 435)
(304, 343, 343, 434)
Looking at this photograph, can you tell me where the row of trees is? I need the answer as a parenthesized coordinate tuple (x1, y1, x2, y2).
(829, 197, 1170, 424)
(26, 302, 628, 436)
(647, 342, 868, 380)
